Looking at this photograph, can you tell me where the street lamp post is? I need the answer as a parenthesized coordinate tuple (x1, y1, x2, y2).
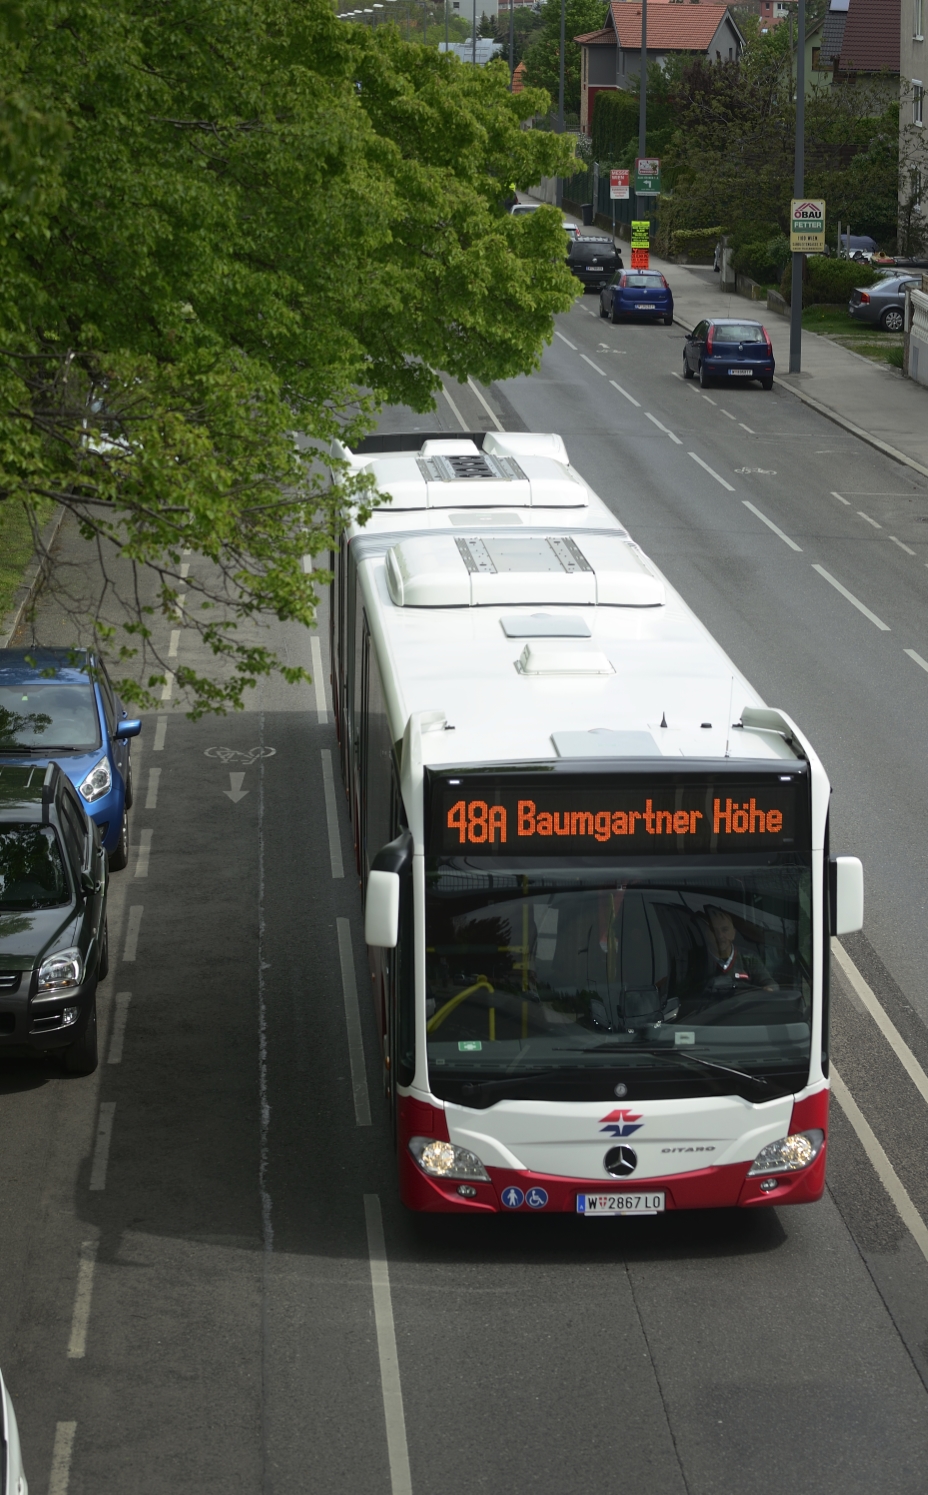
(636, 0, 647, 227)
(557, 0, 565, 131)
(509, 0, 515, 89)
(789, 0, 806, 373)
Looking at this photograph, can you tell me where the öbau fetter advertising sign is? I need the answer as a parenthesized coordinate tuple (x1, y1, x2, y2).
(790, 198, 825, 253)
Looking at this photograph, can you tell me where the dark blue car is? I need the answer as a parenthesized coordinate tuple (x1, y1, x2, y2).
(0, 649, 140, 870)
(599, 269, 674, 325)
(683, 318, 775, 389)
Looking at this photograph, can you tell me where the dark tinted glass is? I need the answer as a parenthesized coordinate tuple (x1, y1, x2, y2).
(570, 243, 616, 262)
(713, 323, 765, 343)
(624, 274, 665, 287)
(0, 825, 69, 907)
(0, 684, 101, 750)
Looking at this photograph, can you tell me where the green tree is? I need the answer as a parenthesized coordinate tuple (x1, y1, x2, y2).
(0, 0, 576, 714)
(522, 0, 608, 116)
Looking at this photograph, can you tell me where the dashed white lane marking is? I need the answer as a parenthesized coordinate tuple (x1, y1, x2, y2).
(134, 828, 153, 878)
(123, 906, 143, 963)
(721, 409, 736, 420)
(310, 635, 329, 724)
(702, 395, 717, 406)
(831, 491, 851, 505)
(160, 672, 174, 702)
(580, 353, 606, 376)
(108, 993, 131, 1064)
(833, 940, 928, 1107)
(145, 768, 161, 810)
(609, 380, 640, 408)
(89, 1103, 116, 1191)
(858, 510, 882, 529)
(168, 629, 180, 658)
(890, 536, 916, 555)
(742, 501, 802, 552)
(67, 1241, 99, 1359)
(688, 452, 734, 491)
(336, 919, 372, 1127)
(440, 381, 468, 432)
(153, 715, 167, 752)
(320, 749, 344, 879)
(180, 562, 190, 579)
(812, 565, 891, 630)
(645, 412, 682, 445)
(671, 370, 683, 380)
(554, 331, 578, 350)
(739, 422, 755, 433)
(467, 377, 504, 430)
(832, 1067, 928, 1267)
(49, 1421, 77, 1495)
(301, 555, 313, 574)
(905, 648, 928, 674)
(364, 1195, 413, 1495)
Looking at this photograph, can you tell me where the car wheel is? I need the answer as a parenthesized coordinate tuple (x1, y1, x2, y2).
(664, 315, 674, 326)
(599, 297, 607, 318)
(98, 919, 109, 981)
(124, 757, 133, 810)
(682, 356, 694, 380)
(761, 377, 773, 390)
(108, 812, 129, 872)
(698, 361, 711, 388)
(611, 303, 621, 324)
(880, 307, 904, 332)
(63, 996, 98, 1076)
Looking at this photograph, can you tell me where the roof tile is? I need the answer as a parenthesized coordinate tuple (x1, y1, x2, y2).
(608, 0, 735, 49)
(839, 0, 899, 73)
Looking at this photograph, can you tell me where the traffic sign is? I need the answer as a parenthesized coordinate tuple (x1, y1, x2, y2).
(634, 157, 661, 194)
(631, 220, 650, 249)
(790, 198, 825, 253)
(610, 169, 629, 200)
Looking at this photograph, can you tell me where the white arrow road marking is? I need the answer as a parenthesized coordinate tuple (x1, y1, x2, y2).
(224, 772, 248, 803)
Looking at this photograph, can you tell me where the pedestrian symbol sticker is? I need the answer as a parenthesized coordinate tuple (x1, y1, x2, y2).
(501, 1187, 525, 1209)
(525, 1187, 549, 1209)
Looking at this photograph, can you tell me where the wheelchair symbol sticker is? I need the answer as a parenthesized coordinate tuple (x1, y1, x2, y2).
(526, 1187, 549, 1209)
(501, 1187, 525, 1209)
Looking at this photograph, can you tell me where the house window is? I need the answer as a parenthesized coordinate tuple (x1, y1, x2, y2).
(915, 80, 925, 125)
(913, 167, 923, 208)
(916, 0, 924, 40)
(811, 46, 821, 69)
(728, 46, 733, 59)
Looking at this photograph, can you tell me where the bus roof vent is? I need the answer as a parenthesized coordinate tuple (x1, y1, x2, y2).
(517, 644, 614, 676)
(552, 729, 662, 757)
(384, 534, 664, 607)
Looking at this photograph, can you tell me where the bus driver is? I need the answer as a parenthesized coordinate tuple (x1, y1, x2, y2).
(704, 905, 778, 993)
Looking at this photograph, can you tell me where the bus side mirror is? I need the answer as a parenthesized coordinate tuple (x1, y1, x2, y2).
(831, 856, 864, 935)
(365, 870, 400, 948)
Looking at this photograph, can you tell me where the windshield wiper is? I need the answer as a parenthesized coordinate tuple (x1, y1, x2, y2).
(575, 1045, 768, 1090)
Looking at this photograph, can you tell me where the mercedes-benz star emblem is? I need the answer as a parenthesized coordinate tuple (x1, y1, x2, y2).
(613, 1082, 628, 1098)
(604, 1145, 638, 1177)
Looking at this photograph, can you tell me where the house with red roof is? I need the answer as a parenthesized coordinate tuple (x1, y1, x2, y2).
(576, 2, 745, 136)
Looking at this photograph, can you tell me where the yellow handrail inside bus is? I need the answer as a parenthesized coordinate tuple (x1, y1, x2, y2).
(427, 976, 494, 1034)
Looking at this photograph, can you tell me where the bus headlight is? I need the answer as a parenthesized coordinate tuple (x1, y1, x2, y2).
(747, 1129, 824, 1176)
(409, 1137, 490, 1182)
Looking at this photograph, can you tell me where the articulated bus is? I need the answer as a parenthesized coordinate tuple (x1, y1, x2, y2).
(328, 429, 864, 1216)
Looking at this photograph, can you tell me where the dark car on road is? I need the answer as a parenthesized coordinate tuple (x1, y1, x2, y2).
(0, 762, 108, 1073)
(0, 649, 140, 871)
(600, 269, 673, 325)
(566, 235, 622, 292)
(848, 275, 919, 332)
(683, 318, 775, 389)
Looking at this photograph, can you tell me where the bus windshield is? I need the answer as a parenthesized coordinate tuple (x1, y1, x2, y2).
(425, 858, 812, 1105)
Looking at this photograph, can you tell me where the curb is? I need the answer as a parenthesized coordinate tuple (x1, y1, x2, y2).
(0, 505, 67, 648)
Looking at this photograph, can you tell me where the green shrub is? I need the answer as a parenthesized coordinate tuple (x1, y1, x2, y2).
(780, 256, 879, 305)
(732, 235, 790, 284)
(669, 226, 724, 260)
(591, 89, 640, 163)
(886, 346, 904, 368)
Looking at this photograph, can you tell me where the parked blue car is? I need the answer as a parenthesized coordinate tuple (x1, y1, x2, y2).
(600, 269, 674, 325)
(0, 649, 140, 869)
(683, 318, 775, 389)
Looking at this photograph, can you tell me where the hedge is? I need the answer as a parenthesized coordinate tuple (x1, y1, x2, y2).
(669, 227, 724, 259)
(780, 256, 880, 306)
(591, 89, 639, 163)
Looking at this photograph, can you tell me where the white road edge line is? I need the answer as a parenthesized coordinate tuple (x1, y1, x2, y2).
(336, 919, 372, 1127)
(466, 377, 504, 430)
(688, 452, 735, 491)
(310, 635, 329, 724)
(580, 353, 607, 376)
(363, 1194, 414, 1495)
(48, 1422, 77, 1495)
(320, 749, 345, 879)
(554, 331, 578, 350)
(742, 500, 802, 552)
(107, 992, 131, 1064)
(609, 380, 640, 408)
(905, 648, 928, 674)
(123, 905, 143, 963)
(67, 1241, 99, 1359)
(440, 381, 468, 432)
(832, 1067, 928, 1267)
(857, 510, 882, 529)
(831, 490, 850, 505)
(890, 536, 916, 555)
(145, 767, 161, 811)
(644, 412, 682, 445)
(134, 828, 153, 879)
(153, 715, 167, 752)
(89, 1102, 116, 1192)
(832, 940, 928, 1107)
(811, 564, 891, 631)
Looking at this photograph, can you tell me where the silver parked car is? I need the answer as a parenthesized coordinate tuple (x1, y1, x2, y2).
(848, 275, 920, 332)
(1, 1368, 28, 1495)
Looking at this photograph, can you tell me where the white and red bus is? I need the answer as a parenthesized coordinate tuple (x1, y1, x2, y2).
(328, 429, 863, 1216)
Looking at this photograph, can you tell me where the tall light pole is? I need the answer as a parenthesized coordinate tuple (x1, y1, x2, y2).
(472, 0, 477, 64)
(789, 0, 806, 372)
(557, 0, 565, 130)
(445, 0, 448, 49)
(509, 0, 515, 89)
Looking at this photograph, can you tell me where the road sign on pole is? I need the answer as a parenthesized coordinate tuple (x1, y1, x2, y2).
(790, 198, 825, 253)
(610, 169, 630, 200)
(634, 157, 661, 194)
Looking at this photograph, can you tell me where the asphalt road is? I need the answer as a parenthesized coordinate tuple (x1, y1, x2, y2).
(4, 302, 928, 1494)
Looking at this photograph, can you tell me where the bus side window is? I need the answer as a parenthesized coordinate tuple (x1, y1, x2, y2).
(361, 622, 394, 880)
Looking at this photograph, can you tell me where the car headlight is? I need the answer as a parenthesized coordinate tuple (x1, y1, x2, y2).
(747, 1129, 825, 1177)
(37, 947, 84, 992)
(79, 757, 112, 803)
(408, 1137, 490, 1182)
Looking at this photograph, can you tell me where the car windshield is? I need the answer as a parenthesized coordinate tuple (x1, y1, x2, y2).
(0, 683, 101, 751)
(713, 324, 765, 343)
(0, 825, 69, 908)
(426, 859, 812, 1102)
(624, 274, 665, 287)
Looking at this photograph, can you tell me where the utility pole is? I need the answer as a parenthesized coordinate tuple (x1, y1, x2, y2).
(789, 0, 806, 373)
(509, 0, 515, 88)
(472, 0, 477, 64)
(557, 0, 565, 131)
(444, 0, 448, 49)
(636, 0, 647, 224)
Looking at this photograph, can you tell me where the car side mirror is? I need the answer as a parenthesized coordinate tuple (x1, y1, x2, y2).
(831, 856, 864, 935)
(365, 870, 400, 948)
(114, 718, 142, 740)
(685, 333, 693, 342)
(80, 871, 100, 897)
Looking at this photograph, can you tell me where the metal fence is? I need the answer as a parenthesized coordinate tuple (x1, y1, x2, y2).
(561, 165, 660, 242)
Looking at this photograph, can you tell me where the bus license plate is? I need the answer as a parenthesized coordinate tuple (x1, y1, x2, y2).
(576, 1192, 665, 1215)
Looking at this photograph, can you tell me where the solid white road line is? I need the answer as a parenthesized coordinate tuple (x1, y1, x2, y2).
(153, 715, 167, 752)
(812, 564, 891, 630)
(580, 353, 606, 376)
(554, 331, 578, 350)
(363, 1195, 413, 1495)
(440, 382, 468, 432)
(123, 906, 143, 963)
(467, 377, 504, 430)
(609, 380, 640, 408)
(145, 768, 161, 811)
(168, 629, 180, 658)
(905, 648, 928, 674)
(688, 452, 735, 491)
(160, 672, 174, 702)
(107, 993, 131, 1064)
(739, 422, 755, 433)
(134, 828, 153, 878)
(890, 536, 916, 555)
(644, 412, 682, 445)
(48, 1422, 77, 1495)
(832, 940, 928, 1107)
(742, 501, 802, 552)
(336, 919, 372, 1127)
(320, 749, 345, 879)
(831, 490, 851, 505)
(67, 1241, 99, 1359)
(89, 1103, 116, 1192)
(858, 510, 882, 529)
(310, 635, 329, 724)
(832, 1067, 928, 1267)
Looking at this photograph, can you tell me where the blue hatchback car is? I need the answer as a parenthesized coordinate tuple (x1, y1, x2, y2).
(683, 318, 775, 389)
(0, 649, 140, 870)
(600, 269, 674, 325)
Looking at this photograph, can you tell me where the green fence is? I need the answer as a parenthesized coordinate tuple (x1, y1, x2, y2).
(561, 166, 660, 242)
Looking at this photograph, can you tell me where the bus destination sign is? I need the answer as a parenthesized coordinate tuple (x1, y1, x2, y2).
(432, 777, 806, 856)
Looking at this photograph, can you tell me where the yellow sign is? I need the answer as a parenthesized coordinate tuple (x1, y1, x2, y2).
(631, 220, 650, 249)
(790, 198, 825, 253)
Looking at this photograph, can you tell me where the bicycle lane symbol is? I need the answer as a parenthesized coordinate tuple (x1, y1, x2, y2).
(204, 746, 277, 802)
